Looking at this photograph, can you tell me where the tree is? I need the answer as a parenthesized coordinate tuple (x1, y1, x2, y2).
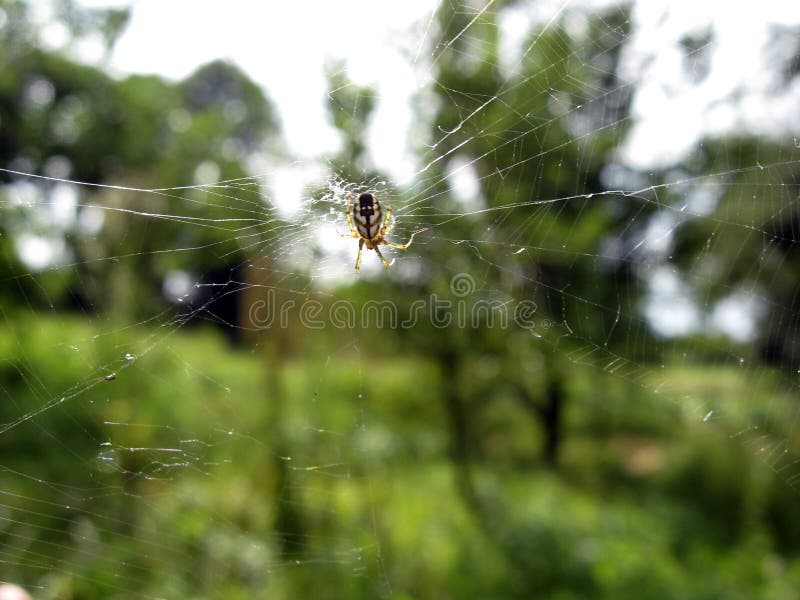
(671, 137, 800, 367)
(412, 1, 636, 471)
(0, 1, 282, 319)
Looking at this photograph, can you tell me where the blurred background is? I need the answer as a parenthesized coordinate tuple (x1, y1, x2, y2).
(1, 0, 800, 597)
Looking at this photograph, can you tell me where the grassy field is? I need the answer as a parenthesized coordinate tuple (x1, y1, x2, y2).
(1, 315, 799, 598)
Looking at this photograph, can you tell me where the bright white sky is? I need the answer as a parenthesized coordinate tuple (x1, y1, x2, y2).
(66, 0, 800, 179)
(73, 0, 436, 185)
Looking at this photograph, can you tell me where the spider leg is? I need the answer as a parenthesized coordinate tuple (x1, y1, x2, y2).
(380, 203, 394, 237)
(355, 238, 365, 273)
(338, 193, 361, 238)
(383, 229, 419, 250)
(345, 193, 359, 237)
(373, 245, 391, 270)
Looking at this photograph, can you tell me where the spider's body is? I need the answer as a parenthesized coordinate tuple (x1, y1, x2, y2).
(352, 193, 383, 243)
(343, 192, 416, 273)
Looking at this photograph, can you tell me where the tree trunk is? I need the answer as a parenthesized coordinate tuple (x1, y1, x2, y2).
(515, 356, 565, 467)
(541, 365, 564, 466)
(440, 350, 482, 515)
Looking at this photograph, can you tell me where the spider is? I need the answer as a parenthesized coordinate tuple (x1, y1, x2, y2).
(341, 192, 416, 273)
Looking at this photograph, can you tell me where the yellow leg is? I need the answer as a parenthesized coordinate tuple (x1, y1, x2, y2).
(381, 204, 394, 236)
(339, 193, 361, 238)
(374, 246, 391, 270)
(384, 229, 418, 250)
(355, 238, 365, 273)
(345, 193, 358, 236)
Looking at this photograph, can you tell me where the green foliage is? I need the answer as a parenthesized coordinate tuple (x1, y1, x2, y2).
(1, 318, 799, 598)
(0, 2, 282, 318)
(670, 137, 800, 366)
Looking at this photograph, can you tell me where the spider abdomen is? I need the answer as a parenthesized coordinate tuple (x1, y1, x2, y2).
(353, 192, 383, 240)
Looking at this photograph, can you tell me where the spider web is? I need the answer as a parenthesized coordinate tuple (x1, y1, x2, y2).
(1, 0, 800, 597)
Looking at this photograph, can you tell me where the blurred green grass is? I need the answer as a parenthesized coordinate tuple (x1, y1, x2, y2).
(1, 315, 799, 598)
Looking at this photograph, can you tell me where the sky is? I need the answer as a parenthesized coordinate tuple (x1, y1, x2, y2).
(62, 0, 800, 194)
(72, 0, 436, 187)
